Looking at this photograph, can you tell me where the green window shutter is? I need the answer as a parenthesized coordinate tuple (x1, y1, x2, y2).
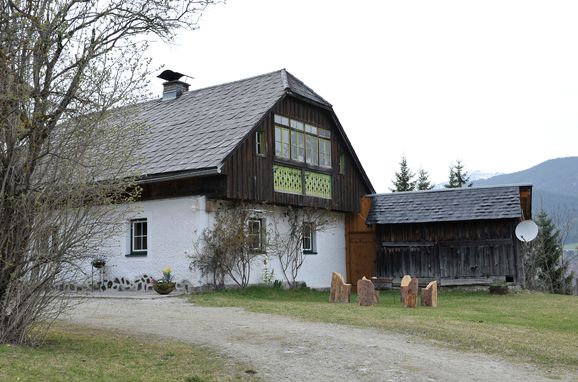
(273, 165, 303, 194)
(304, 171, 332, 199)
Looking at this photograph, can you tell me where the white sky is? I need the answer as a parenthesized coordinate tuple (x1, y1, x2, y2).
(149, 0, 578, 192)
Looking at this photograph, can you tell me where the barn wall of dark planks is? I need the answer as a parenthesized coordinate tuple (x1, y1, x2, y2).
(375, 218, 525, 284)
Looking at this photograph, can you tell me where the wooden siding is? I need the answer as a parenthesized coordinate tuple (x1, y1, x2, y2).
(222, 96, 371, 212)
(139, 175, 227, 201)
(345, 196, 377, 286)
(375, 219, 524, 283)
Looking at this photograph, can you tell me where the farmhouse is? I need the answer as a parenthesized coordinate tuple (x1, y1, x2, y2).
(85, 69, 374, 291)
(82, 69, 533, 292)
(359, 185, 533, 286)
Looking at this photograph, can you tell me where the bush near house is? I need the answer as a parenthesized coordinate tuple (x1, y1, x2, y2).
(191, 286, 578, 372)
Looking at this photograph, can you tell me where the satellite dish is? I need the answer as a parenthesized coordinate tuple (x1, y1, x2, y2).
(515, 220, 539, 242)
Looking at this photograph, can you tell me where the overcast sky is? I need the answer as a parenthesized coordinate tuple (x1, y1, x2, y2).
(149, 0, 578, 193)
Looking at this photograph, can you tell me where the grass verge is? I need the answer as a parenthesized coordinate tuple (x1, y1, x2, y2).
(0, 323, 260, 382)
(191, 286, 578, 373)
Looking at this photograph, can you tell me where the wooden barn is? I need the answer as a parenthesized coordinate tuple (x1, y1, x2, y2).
(353, 185, 533, 286)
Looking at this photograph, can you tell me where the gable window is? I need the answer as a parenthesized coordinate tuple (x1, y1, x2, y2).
(275, 126, 290, 159)
(274, 114, 331, 168)
(302, 223, 316, 254)
(248, 218, 265, 252)
(129, 218, 147, 256)
(290, 130, 305, 162)
(256, 129, 266, 155)
(318, 138, 331, 167)
(305, 134, 319, 166)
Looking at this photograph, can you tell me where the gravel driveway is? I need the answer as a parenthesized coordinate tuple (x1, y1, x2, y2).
(64, 295, 568, 382)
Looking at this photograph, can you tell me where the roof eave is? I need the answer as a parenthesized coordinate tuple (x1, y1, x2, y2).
(367, 215, 523, 225)
(138, 167, 221, 184)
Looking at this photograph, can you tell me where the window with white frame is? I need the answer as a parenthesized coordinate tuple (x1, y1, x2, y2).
(255, 129, 266, 155)
(302, 222, 316, 254)
(129, 218, 148, 256)
(248, 218, 265, 252)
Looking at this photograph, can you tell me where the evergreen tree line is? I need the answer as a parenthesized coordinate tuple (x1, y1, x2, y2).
(390, 156, 471, 192)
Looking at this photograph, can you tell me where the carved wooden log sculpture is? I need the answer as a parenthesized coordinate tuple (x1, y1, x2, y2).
(329, 272, 351, 303)
(399, 275, 412, 303)
(421, 280, 438, 308)
(357, 276, 379, 306)
(403, 277, 419, 308)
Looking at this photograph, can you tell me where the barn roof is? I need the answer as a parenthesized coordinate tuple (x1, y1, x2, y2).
(126, 69, 329, 177)
(366, 185, 529, 224)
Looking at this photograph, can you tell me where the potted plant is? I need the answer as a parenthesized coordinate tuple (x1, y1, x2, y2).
(91, 257, 106, 269)
(153, 267, 176, 295)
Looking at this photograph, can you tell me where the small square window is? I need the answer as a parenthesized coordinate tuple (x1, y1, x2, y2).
(274, 114, 289, 126)
(129, 219, 147, 256)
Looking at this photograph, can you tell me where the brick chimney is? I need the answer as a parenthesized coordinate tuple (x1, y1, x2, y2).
(157, 70, 191, 101)
(161, 80, 189, 101)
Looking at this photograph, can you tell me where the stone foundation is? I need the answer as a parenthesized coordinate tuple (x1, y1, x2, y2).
(55, 274, 194, 293)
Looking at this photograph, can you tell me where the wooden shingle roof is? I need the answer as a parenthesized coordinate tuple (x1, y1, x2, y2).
(366, 185, 528, 225)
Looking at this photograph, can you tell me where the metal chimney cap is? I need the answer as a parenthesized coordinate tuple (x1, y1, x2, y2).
(157, 70, 194, 82)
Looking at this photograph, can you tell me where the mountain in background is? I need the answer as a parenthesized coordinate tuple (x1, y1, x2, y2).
(469, 170, 503, 182)
(433, 170, 501, 189)
(474, 157, 578, 243)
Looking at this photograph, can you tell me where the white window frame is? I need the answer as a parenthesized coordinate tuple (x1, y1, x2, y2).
(302, 222, 316, 254)
(255, 129, 265, 156)
(248, 218, 264, 253)
(130, 218, 148, 255)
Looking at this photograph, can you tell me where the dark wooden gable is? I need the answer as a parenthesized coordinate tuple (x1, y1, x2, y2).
(221, 95, 372, 212)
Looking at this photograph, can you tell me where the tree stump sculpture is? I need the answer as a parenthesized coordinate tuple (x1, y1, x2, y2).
(421, 281, 438, 307)
(399, 275, 412, 303)
(329, 272, 351, 303)
(357, 276, 379, 306)
(403, 277, 419, 308)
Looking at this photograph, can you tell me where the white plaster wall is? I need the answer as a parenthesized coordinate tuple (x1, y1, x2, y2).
(244, 208, 346, 289)
(87, 197, 346, 289)
(89, 196, 209, 284)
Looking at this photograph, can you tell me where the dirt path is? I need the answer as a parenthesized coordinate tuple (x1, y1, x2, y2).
(64, 296, 567, 382)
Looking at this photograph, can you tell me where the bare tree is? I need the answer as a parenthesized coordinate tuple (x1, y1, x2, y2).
(190, 203, 264, 289)
(0, 0, 216, 344)
(268, 206, 333, 288)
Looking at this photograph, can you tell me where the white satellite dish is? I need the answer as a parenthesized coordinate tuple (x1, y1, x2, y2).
(515, 220, 539, 242)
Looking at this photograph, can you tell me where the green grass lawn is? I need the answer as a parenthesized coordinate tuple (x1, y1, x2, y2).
(191, 286, 578, 373)
(0, 323, 260, 382)
(564, 242, 578, 251)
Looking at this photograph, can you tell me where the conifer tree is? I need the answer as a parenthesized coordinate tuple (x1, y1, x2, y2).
(444, 160, 471, 188)
(415, 169, 434, 190)
(525, 210, 574, 294)
(390, 156, 415, 192)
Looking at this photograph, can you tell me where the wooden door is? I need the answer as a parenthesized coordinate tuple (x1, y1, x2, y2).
(348, 232, 377, 286)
